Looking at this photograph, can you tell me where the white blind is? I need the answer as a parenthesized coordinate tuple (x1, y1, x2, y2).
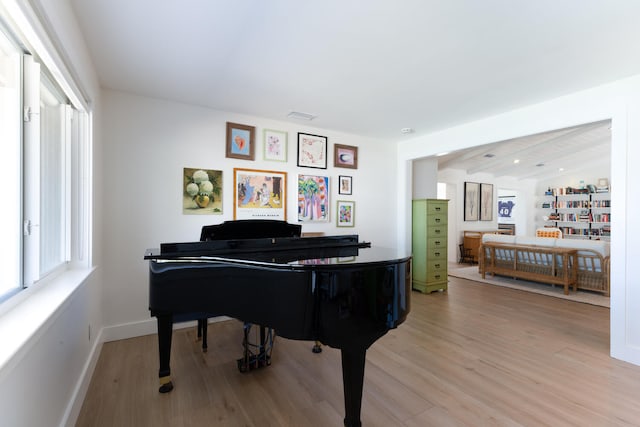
(39, 102, 68, 275)
(0, 28, 21, 296)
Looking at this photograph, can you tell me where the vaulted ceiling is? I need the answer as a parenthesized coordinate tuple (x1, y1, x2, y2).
(69, 1, 628, 177)
(435, 120, 611, 180)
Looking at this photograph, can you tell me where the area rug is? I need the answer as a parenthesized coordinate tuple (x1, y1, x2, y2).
(448, 264, 609, 308)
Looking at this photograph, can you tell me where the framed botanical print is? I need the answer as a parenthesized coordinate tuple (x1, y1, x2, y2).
(263, 129, 287, 162)
(233, 168, 287, 220)
(297, 132, 327, 169)
(480, 183, 494, 221)
(226, 122, 255, 160)
(464, 181, 479, 221)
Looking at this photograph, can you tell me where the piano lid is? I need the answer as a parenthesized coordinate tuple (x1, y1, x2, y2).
(146, 234, 363, 259)
(145, 234, 409, 267)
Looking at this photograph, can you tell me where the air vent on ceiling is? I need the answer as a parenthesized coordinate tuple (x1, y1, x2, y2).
(287, 111, 316, 121)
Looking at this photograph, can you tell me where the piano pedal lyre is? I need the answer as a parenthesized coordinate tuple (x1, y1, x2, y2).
(237, 323, 275, 373)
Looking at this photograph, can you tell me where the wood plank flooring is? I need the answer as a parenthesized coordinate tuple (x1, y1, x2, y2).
(76, 277, 640, 426)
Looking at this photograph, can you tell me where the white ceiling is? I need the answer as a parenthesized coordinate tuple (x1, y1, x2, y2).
(68, 0, 629, 176)
(435, 120, 611, 180)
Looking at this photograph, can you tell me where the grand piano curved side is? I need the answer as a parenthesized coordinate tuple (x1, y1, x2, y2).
(146, 222, 411, 427)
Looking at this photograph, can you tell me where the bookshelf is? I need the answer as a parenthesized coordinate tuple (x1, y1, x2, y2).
(540, 188, 610, 239)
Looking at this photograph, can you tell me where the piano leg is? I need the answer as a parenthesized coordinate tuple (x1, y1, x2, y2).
(341, 347, 366, 427)
(197, 318, 208, 352)
(156, 314, 174, 393)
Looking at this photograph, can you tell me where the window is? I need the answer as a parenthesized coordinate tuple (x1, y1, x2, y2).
(0, 27, 21, 298)
(0, 14, 90, 302)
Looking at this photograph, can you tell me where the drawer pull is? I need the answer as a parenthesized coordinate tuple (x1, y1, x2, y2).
(434, 263, 440, 268)
(435, 218, 441, 223)
(434, 252, 440, 257)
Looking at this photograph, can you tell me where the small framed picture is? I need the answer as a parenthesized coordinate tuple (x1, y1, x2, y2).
(226, 122, 255, 160)
(263, 129, 287, 162)
(338, 175, 352, 195)
(337, 200, 355, 227)
(334, 144, 358, 169)
(297, 132, 327, 169)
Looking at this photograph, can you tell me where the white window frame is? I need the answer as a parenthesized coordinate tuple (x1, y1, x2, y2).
(0, 2, 92, 302)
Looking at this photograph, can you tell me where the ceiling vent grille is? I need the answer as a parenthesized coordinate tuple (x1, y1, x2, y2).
(287, 111, 316, 121)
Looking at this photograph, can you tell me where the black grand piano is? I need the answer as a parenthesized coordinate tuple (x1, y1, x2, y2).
(145, 220, 411, 427)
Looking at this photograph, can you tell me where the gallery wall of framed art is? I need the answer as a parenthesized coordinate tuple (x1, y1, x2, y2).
(178, 118, 367, 235)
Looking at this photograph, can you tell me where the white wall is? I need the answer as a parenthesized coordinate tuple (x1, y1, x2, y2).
(100, 90, 399, 337)
(396, 73, 640, 366)
(436, 168, 537, 254)
(412, 157, 438, 199)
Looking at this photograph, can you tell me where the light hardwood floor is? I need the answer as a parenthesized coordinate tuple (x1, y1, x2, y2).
(76, 277, 640, 426)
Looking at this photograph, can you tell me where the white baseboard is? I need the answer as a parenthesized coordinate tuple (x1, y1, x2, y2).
(100, 315, 231, 343)
(60, 315, 233, 426)
(61, 327, 104, 427)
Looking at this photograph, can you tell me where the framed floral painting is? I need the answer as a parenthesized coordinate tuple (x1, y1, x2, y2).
(183, 168, 223, 214)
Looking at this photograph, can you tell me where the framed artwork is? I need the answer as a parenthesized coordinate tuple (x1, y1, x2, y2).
(338, 175, 352, 195)
(226, 122, 255, 160)
(334, 144, 358, 169)
(297, 175, 330, 222)
(297, 132, 327, 169)
(480, 183, 494, 221)
(464, 181, 479, 221)
(263, 129, 287, 162)
(183, 167, 223, 214)
(337, 200, 355, 227)
(233, 168, 287, 220)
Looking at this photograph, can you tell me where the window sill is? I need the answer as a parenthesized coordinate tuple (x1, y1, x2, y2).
(0, 266, 96, 376)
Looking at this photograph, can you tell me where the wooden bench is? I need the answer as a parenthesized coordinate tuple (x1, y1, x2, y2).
(480, 242, 578, 295)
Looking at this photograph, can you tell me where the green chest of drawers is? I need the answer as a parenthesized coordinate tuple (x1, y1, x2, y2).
(412, 199, 449, 293)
